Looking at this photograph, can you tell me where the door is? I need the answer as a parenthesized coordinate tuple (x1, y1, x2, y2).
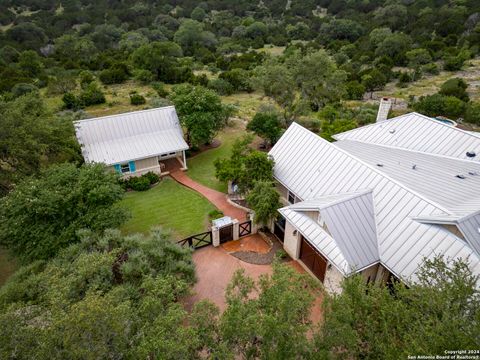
(299, 236, 328, 282)
(274, 216, 286, 243)
(219, 224, 233, 244)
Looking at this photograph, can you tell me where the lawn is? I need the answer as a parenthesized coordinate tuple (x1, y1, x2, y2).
(0, 248, 17, 287)
(187, 127, 241, 193)
(120, 178, 217, 239)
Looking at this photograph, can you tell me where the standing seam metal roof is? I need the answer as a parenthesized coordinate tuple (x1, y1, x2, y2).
(269, 123, 480, 283)
(74, 106, 188, 165)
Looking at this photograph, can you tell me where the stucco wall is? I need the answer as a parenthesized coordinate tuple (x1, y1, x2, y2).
(276, 182, 289, 205)
(323, 264, 344, 294)
(283, 221, 301, 259)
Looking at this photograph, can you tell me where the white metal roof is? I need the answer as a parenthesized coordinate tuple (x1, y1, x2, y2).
(269, 122, 480, 283)
(281, 190, 379, 274)
(333, 112, 480, 161)
(74, 106, 188, 165)
(335, 140, 480, 217)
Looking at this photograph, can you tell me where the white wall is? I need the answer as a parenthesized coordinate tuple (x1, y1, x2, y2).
(283, 221, 301, 259)
(323, 264, 344, 294)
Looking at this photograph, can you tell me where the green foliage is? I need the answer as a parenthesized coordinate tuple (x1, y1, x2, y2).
(120, 171, 159, 191)
(129, 93, 146, 105)
(99, 64, 129, 85)
(345, 80, 365, 100)
(315, 257, 480, 358)
(439, 78, 469, 102)
(321, 119, 357, 142)
(79, 82, 106, 106)
(0, 228, 196, 359)
(215, 136, 274, 194)
(362, 68, 387, 93)
(208, 78, 234, 95)
(413, 94, 466, 119)
(406, 48, 432, 69)
(169, 84, 232, 147)
(247, 110, 283, 145)
(0, 94, 79, 195)
(465, 102, 480, 125)
(0, 163, 128, 262)
(151, 81, 170, 98)
(208, 209, 224, 221)
(246, 181, 281, 225)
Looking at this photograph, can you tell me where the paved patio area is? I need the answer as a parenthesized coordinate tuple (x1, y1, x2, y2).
(169, 166, 247, 221)
(221, 233, 271, 254)
(187, 245, 323, 323)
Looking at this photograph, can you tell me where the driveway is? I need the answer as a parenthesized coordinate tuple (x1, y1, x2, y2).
(187, 245, 323, 323)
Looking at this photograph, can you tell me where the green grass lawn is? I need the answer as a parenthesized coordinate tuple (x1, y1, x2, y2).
(187, 128, 240, 193)
(120, 178, 217, 239)
(0, 248, 17, 287)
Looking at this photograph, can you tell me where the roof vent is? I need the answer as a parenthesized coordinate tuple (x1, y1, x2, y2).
(376, 163, 384, 167)
(412, 164, 417, 170)
(389, 129, 396, 134)
(468, 171, 479, 176)
(456, 175, 466, 179)
(466, 151, 476, 158)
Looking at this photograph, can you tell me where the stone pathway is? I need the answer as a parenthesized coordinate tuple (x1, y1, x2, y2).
(169, 167, 248, 221)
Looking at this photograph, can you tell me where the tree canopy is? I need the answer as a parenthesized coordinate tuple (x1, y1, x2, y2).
(0, 163, 128, 262)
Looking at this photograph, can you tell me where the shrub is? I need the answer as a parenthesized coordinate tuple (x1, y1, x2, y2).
(439, 78, 469, 102)
(62, 92, 81, 110)
(422, 63, 439, 75)
(345, 81, 365, 100)
(99, 68, 129, 85)
(151, 82, 169, 97)
(80, 83, 106, 106)
(79, 71, 95, 89)
(208, 209, 224, 221)
(397, 72, 412, 87)
(11, 83, 38, 97)
(134, 69, 154, 84)
(128, 176, 150, 191)
(130, 93, 146, 105)
(465, 103, 480, 125)
(143, 171, 159, 185)
(207, 78, 234, 95)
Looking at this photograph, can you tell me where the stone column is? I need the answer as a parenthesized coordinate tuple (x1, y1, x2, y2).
(249, 213, 258, 234)
(212, 226, 220, 247)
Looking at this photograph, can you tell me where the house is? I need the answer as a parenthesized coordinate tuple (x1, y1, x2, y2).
(74, 106, 188, 177)
(268, 112, 480, 292)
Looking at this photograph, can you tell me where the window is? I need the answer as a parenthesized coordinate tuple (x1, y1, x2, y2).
(288, 191, 295, 204)
(160, 153, 168, 157)
(120, 163, 130, 174)
(169, 152, 176, 155)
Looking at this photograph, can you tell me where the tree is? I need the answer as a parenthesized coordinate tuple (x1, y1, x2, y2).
(362, 69, 387, 97)
(291, 50, 347, 110)
(0, 228, 196, 358)
(406, 48, 432, 69)
(18, 50, 43, 77)
(345, 80, 366, 100)
(247, 110, 283, 146)
(465, 102, 480, 125)
(169, 84, 232, 147)
(375, 32, 412, 65)
(0, 163, 128, 262)
(413, 94, 466, 119)
(203, 264, 318, 358)
(0, 94, 80, 194)
(131, 41, 184, 82)
(191, 6, 206, 22)
(314, 257, 480, 358)
(246, 181, 281, 225)
(174, 20, 217, 54)
(439, 78, 469, 102)
(321, 118, 357, 142)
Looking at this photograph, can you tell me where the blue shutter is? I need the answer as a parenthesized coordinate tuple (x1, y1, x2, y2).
(128, 161, 136, 172)
(113, 164, 121, 174)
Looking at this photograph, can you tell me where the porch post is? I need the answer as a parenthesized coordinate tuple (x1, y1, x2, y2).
(182, 150, 187, 170)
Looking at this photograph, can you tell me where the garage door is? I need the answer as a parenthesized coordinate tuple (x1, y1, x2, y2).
(299, 236, 328, 282)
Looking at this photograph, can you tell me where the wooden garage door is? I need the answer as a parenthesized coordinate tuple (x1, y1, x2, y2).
(299, 236, 327, 282)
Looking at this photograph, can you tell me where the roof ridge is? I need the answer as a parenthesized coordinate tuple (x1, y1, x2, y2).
(73, 105, 175, 124)
(293, 189, 373, 211)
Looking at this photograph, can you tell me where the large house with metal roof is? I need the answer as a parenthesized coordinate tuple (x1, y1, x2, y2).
(74, 106, 188, 177)
(269, 112, 480, 292)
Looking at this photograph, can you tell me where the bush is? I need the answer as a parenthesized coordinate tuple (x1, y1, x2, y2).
(128, 176, 150, 191)
(465, 103, 480, 125)
(345, 81, 365, 100)
(134, 69, 154, 84)
(99, 68, 129, 85)
(62, 92, 81, 110)
(130, 93, 146, 105)
(79, 71, 95, 89)
(439, 78, 469, 102)
(80, 83, 106, 106)
(413, 94, 466, 119)
(208, 209, 224, 221)
(11, 83, 38, 97)
(208, 78, 234, 95)
(397, 72, 412, 87)
(121, 172, 159, 191)
(151, 82, 169, 97)
(422, 63, 439, 75)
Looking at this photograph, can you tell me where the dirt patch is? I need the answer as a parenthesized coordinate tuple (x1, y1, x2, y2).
(229, 232, 291, 265)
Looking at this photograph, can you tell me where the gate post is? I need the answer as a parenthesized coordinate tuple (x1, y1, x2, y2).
(232, 219, 239, 240)
(249, 213, 258, 234)
(212, 226, 220, 247)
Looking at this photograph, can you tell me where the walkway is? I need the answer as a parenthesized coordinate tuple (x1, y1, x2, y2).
(169, 166, 247, 221)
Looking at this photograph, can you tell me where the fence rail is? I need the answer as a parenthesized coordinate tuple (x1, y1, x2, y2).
(239, 220, 252, 237)
(177, 230, 212, 250)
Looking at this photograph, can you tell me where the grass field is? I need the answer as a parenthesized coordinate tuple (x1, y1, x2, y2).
(120, 178, 217, 239)
(187, 128, 241, 193)
(0, 248, 17, 287)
